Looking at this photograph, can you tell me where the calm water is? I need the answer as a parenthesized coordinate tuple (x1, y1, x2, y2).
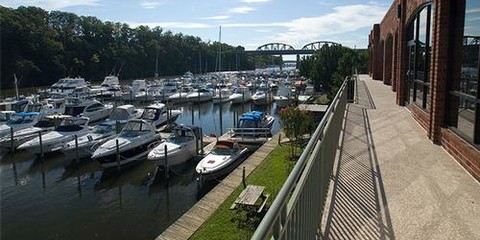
(0, 100, 281, 240)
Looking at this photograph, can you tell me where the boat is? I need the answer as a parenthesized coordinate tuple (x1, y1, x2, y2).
(0, 115, 61, 149)
(186, 88, 213, 102)
(251, 90, 270, 106)
(168, 86, 194, 103)
(60, 120, 125, 159)
(108, 104, 143, 121)
(147, 125, 201, 166)
(17, 116, 90, 154)
(140, 102, 182, 128)
(64, 98, 113, 123)
(89, 75, 121, 99)
(91, 119, 162, 168)
(229, 87, 251, 104)
(195, 139, 248, 180)
(297, 85, 314, 103)
(122, 79, 147, 101)
(273, 87, 292, 108)
(230, 111, 275, 143)
(48, 77, 88, 98)
(0, 112, 42, 138)
(212, 88, 231, 104)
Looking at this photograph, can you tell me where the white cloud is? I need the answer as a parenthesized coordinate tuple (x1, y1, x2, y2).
(129, 21, 213, 29)
(241, 0, 271, 3)
(200, 15, 231, 20)
(229, 6, 256, 14)
(140, 1, 164, 9)
(0, 0, 99, 9)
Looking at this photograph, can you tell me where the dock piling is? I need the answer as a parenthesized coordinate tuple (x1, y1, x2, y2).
(39, 131, 44, 160)
(116, 139, 120, 171)
(164, 144, 169, 181)
(75, 134, 79, 163)
(10, 126, 14, 154)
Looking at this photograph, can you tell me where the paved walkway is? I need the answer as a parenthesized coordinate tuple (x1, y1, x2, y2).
(321, 75, 480, 239)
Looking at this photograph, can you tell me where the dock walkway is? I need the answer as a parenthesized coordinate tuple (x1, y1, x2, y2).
(156, 134, 280, 240)
(320, 75, 480, 239)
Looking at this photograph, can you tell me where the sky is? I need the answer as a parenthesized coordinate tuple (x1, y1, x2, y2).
(0, 0, 392, 51)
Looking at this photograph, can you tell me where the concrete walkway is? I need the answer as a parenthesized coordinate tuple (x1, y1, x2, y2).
(321, 75, 480, 239)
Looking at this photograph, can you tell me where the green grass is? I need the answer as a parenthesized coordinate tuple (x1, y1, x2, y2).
(190, 144, 295, 240)
(315, 94, 330, 105)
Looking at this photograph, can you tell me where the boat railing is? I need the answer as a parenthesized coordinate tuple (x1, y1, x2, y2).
(251, 75, 355, 239)
(228, 127, 272, 143)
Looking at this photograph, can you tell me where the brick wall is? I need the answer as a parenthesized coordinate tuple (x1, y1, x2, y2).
(440, 129, 480, 182)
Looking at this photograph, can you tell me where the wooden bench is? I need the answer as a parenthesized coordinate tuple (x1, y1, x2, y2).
(230, 185, 269, 213)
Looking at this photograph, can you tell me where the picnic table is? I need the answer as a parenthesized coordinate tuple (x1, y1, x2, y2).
(231, 185, 269, 213)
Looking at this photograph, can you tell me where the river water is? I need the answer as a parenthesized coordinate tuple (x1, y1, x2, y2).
(0, 100, 281, 240)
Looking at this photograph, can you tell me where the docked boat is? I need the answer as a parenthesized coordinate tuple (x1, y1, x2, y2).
(17, 117, 90, 154)
(212, 88, 231, 104)
(229, 87, 251, 104)
(91, 119, 162, 168)
(251, 90, 270, 106)
(122, 79, 147, 101)
(147, 125, 201, 166)
(64, 99, 113, 123)
(89, 75, 121, 99)
(168, 86, 194, 103)
(230, 111, 275, 143)
(186, 88, 213, 102)
(48, 77, 88, 98)
(108, 104, 143, 121)
(140, 103, 181, 128)
(0, 112, 42, 138)
(61, 120, 125, 159)
(195, 139, 248, 180)
(0, 115, 61, 149)
(273, 87, 292, 108)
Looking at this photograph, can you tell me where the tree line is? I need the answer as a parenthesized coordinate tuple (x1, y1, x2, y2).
(0, 6, 281, 89)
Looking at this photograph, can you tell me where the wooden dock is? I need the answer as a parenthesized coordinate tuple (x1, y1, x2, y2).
(156, 133, 280, 240)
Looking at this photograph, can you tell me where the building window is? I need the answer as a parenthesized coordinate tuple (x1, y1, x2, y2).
(406, 4, 432, 110)
(447, 0, 480, 145)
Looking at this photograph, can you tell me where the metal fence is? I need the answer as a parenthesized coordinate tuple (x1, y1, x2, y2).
(251, 76, 353, 239)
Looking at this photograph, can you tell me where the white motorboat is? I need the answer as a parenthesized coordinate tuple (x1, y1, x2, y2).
(229, 87, 251, 104)
(108, 104, 143, 121)
(0, 112, 42, 138)
(122, 79, 147, 101)
(92, 119, 162, 168)
(61, 120, 125, 159)
(195, 139, 248, 180)
(212, 88, 231, 104)
(251, 90, 270, 106)
(17, 117, 90, 154)
(147, 125, 201, 166)
(64, 99, 113, 123)
(140, 103, 182, 128)
(0, 115, 61, 149)
(186, 88, 213, 102)
(273, 87, 292, 108)
(89, 75, 121, 99)
(168, 86, 194, 103)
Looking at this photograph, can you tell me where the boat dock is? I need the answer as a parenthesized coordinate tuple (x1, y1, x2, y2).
(156, 133, 280, 240)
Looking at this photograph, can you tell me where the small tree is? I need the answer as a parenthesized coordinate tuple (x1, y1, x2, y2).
(279, 106, 314, 159)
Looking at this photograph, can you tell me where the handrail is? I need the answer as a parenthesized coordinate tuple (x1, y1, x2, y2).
(251, 76, 352, 239)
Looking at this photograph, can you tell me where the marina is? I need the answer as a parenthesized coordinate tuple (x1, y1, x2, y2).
(0, 72, 297, 240)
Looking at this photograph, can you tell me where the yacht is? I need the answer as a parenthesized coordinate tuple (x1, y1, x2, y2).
(195, 139, 248, 180)
(212, 88, 231, 104)
(89, 75, 121, 99)
(122, 79, 147, 101)
(186, 88, 213, 102)
(168, 86, 194, 103)
(64, 99, 112, 123)
(49, 77, 88, 97)
(0, 112, 42, 138)
(229, 87, 251, 104)
(108, 105, 143, 121)
(92, 119, 162, 168)
(140, 103, 182, 128)
(61, 120, 125, 159)
(17, 117, 90, 154)
(251, 90, 270, 106)
(147, 125, 201, 166)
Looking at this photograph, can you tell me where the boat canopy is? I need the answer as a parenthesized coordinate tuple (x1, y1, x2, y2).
(14, 112, 41, 117)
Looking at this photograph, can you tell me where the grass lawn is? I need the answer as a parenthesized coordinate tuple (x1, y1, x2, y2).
(190, 143, 295, 240)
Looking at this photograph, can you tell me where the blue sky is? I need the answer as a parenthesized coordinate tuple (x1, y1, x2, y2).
(0, 0, 392, 50)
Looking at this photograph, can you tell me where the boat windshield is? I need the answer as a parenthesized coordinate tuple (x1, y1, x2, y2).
(119, 121, 151, 137)
(64, 106, 85, 116)
(237, 119, 258, 128)
(56, 124, 83, 132)
(141, 108, 160, 121)
(34, 120, 55, 128)
(92, 124, 115, 134)
(110, 109, 130, 121)
(211, 147, 236, 155)
(168, 130, 194, 144)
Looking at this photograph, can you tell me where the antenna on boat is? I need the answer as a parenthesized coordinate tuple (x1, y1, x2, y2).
(13, 73, 19, 100)
(117, 63, 124, 77)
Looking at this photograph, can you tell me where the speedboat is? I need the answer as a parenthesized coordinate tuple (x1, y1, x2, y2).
(0, 115, 61, 149)
(17, 117, 90, 154)
(60, 120, 125, 159)
(251, 90, 270, 106)
(186, 88, 213, 102)
(212, 88, 231, 104)
(64, 99, 113, 123)
(230, 111, 275, 143)
(229, 87, 251, 104)
(147, 125, 201, 166)
(0, 112, 42, 138)
(140, 103, 182, 128)
(195, 139, 248, 180)
(92, 119, 162, 168)
(168, 86, 194, 103)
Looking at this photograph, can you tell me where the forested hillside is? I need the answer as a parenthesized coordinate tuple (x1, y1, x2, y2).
(0, 6, 280, 89)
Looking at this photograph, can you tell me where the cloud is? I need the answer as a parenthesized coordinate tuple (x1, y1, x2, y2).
(229, 6, 256, 14)
(241, 0, 271, 3)
(140, 1, 164, 9)
(0, 0, 99, 9)
(129, 21, 213, 29)
(200, 15, 231, 20)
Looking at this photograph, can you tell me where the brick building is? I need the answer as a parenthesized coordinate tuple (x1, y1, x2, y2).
(368, 0, 480, 181)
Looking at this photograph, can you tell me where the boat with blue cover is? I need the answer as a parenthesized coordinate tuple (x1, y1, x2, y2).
(229, 111, 274, 144)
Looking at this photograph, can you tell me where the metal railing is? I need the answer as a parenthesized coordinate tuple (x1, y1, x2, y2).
(251, 76, 353, 239)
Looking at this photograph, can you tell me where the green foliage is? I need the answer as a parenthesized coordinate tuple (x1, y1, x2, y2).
(191, 144, 293, 240)
(278, 107, 314, 159)
(0, 6, 276, 89)
(298, 45, 364, 99)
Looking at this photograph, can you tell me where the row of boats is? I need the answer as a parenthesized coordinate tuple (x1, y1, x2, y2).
(0, 99, 275, 180)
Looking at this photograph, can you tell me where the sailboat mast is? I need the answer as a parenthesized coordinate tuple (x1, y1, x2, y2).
(218, 26, 222, 72)
(14, 74, 19, 100)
